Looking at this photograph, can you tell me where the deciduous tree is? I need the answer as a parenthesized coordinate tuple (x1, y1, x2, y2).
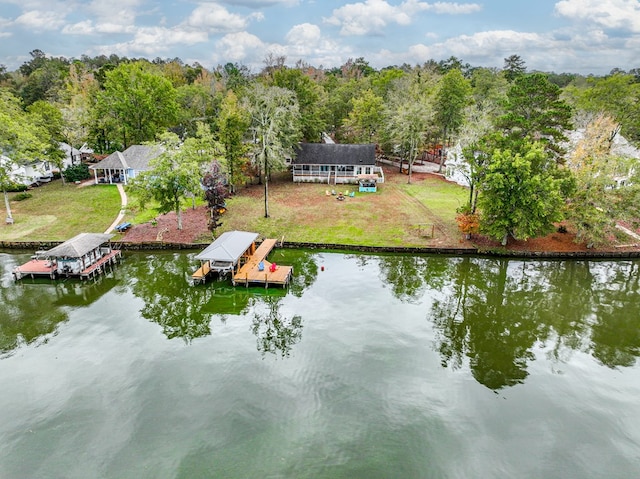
(245, 83, 301, 218)
(434, 69, 472, 172)
(384, 83, 433, 183)
(344, 88, 384, 143)
(478, 143, 564, 245)
(216, 91, 250, 193)
(565, 114, 638, 246)
(130, 130, 213, 230)
(95, 62, 178, 148)
(0, 90, 47, 222)
(271, 67, 328, 142)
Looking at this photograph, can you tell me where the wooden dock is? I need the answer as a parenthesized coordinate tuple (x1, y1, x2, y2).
(79, 250, 122, 280)
(191, 260, 212, 284)
(232, 239, 292, 288)
(13, 250, 122, 281)
(12, 259, 58, 280)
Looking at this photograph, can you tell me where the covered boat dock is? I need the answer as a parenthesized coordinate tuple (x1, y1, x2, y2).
(192, 231, 292, 288)
(13, 233, 121, 281)
(192, 231, 259, 284)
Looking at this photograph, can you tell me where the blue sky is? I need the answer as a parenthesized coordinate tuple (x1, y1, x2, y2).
(1, 0, 639, 74)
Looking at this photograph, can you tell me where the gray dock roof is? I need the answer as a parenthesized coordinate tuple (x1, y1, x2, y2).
(45, 233, 114, 258)
(195, 231, 259, 263)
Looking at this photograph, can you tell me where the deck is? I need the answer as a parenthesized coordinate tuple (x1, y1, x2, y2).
(12, 259, 58, 280)
(191, 260, 212, 283)
(79, 250, 122, 280)
(232, 239, 293, 288)
(13, 250, 122, 281)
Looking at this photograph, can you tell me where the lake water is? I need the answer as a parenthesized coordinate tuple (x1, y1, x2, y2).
(1, 249, 639, 479)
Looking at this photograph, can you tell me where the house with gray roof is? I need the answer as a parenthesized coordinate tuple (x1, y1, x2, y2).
(89, 145, 163, 185)
(291, 143, 384, 185)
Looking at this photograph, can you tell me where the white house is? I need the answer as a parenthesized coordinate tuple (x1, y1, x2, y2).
(1, 155, 55, 186)
(58, 142, 93, 169)
(444, 143, 471, 187)
(291, 143, 385, 185)
(89, 145, 163, 185)
(444, 131, 640, 188)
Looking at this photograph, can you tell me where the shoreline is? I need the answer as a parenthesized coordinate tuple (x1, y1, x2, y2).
(2, 239, 640, 260)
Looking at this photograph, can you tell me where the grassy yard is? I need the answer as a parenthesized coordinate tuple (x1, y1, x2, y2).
(1, 167, 470, 247)
(0, 181, 122, 242)
(219, 167, 469, 247)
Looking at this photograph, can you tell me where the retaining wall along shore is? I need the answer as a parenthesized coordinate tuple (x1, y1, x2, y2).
(2, 240, 640, 259)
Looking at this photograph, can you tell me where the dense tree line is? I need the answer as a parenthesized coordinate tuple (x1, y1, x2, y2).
(1, 50, 639, 245)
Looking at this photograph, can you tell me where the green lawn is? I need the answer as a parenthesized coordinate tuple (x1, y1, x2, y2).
(1, 169, 470, 247)
(0, 181, 122, 241)
(218, 169, 469, 247)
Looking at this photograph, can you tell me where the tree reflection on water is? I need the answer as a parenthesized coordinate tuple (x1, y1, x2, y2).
(0, 253, 120, 356)
(375, 253, 640, 390)
(251, 295, 303, 358)
(128, 250, 316, 349)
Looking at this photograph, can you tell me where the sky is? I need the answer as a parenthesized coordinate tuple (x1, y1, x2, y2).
(1, 0, 639, 75)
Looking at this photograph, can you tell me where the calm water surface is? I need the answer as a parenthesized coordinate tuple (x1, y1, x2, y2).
(1, 250, 639, 478)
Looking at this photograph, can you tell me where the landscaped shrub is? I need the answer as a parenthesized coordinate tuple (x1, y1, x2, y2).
(63, 163, 91, 182)
(13, 192, 32, 201)
(5, 182, 28, 192)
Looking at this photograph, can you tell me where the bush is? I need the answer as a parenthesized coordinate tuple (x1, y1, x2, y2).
(5, 182, 28, 192)
(63, 163, 91, 182)
(455, 211, 480, 237)
(13, 192, 32, 201)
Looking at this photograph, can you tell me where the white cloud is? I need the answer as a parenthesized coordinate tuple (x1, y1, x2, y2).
(368, 26, 636, 75)
(219, 0, 300, 6)
(214, 31, 270, 63)
(133, 26, 208, 47)
(555, 0, 640, 32)
(0, 16, 12, 36)
(86, 0, 143, 22)
(324, 0, 481, 36)
(14, 10, 67, 31)
(58, 0, 144, 35)
(62, 20, 137, 35)
(282, 23, 348, 65)
(91, 25, 208, 58)
(285, 23, 322, 45)
(186, 3, 250, 32)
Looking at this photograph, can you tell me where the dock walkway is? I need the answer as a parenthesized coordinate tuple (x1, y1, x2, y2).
(12, 259, 58, 280)
(191, 261, 212, 283)
(79, 250, 122, 280)
(232, 239, 292, 288)
(13, 250, 122, 281)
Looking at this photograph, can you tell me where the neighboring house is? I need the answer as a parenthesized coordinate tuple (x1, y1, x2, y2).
(291, 143, 384, 185)
(444, 143, 471, 187)
(59, 142, 93, 169)
(1, 154, 55, 187)
(445, 130, 640, 188)
(565, 129, 639, 187)
(89, 145, 163, 185)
